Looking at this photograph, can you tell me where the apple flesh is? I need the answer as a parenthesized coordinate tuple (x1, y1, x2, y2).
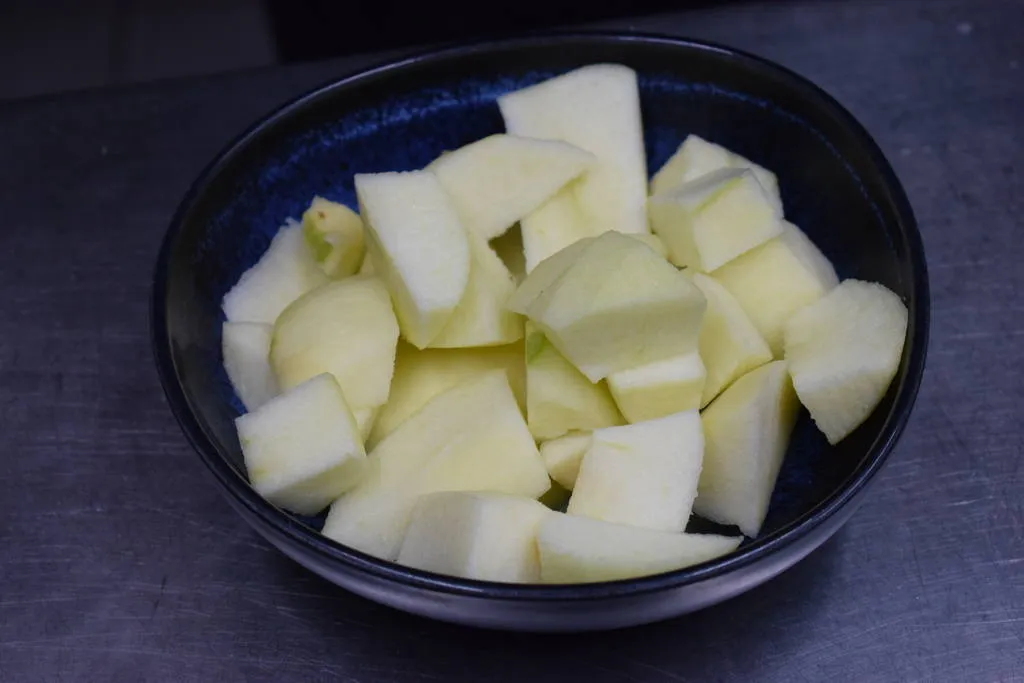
(511, 231, 707, 381)
(367, 340, 525, 449)
(428, 134, 595, 241)
(711, 221, 838, 356)
(270, 276, 399, 411)
(222, 221, 328, 324)
(428, 230, 523, 348)
(222, 322, 278, 411)
(607, 352, 706, 423)
(784, 279, 908, 444)
(567, 410, 704, 532)
(524, 323, 623, 440)
(355, 171, 470, 348)
(648, 167, 783, 272)
(650, 134, 783, 214)
(539, 432, 592, 490)
(536, 513, 742, 583)
(694, 360, 799, 537)
(499, 64, 649, 268)
(301, 197, 365, 278)
(322, 371, 549, 560)
(235, 373, 366, 515)
(691, 273, 773, 407)
(397, 491, 549, 582)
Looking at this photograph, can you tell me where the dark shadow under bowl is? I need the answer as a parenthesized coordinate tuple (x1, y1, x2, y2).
(152, 33, 929, 631)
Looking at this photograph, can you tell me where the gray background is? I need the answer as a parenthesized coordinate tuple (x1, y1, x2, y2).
(1, 0, 1022, 680)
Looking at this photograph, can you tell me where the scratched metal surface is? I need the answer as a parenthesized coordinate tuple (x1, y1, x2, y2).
(1, 0, 1022, 680)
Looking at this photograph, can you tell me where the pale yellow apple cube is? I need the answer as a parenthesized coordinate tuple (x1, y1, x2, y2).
(695, 361, 799, 536)
(648, 167, 783, 272)
(712, 221, 838, 356)
(428, 134, 594, 241)
(355, 171, 470, 348)
(691, 273, 773, 407)
(236, 373, 366, 515)
(222, 322, 278, 411)
(784, 279, 908, 444)
(397, 491, 549, 583)
(607, 352, 706, 423)
(537, 513, 742, 583)
(539, 432, 592, 490)
(270, 276, 399, 410)
(301, 197, 365, 278)
(567, 411, 704, 532)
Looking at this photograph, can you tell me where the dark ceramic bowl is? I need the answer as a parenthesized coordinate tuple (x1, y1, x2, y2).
(152, 33, 929, 631)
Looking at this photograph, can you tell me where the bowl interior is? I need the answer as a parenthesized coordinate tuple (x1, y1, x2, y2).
(157, 36, 922, 567)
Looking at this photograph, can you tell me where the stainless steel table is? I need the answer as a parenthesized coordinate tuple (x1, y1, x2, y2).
(1, 0, 1021, 680)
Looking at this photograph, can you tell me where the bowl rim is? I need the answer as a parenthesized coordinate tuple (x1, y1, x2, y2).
(151, 31, 930, 601)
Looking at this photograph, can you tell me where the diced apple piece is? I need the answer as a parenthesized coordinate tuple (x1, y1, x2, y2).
(537, 513, 742, 583)
(567, 411, 704, 532)
(712, 221, 839, 355)
(519, 184, 590, 273)
(512, 231, 707, 381)
(222, 322, 278, 411)
(236, 374, 366, 515)
(499, 64, 649, 240)
(270, 276, 399, 410)
(648, 167, 783, 272)
(607, 352, 706, 423)
(784, 280, 908, 444)
(694, 361, 799, 537)
(428, 231, 523, 348)
(397, 491, 549, 582)
(367, 341, 525, 449)
(428, 134, 595, 241)
(650, 134, 783, 214)
(525, 323, 623, 440)
(491, 224, 527, 284)
(301, 197, 365, 278)
(355, 171, 470, 348)
(322, 371, 549, 560)
(691, 273, 773, 407)
(222, 221, 329, 324)
(540, 432, 592, 490)
(506, 236, 594, 313)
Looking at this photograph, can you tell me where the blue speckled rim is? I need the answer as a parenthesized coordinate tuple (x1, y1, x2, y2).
(152, 32, 929, 602)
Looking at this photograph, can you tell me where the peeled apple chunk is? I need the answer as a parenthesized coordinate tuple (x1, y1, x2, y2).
(367, 341, 525, 449)
(567, 411, 704, 532)
(355, 171, 470, 348)
(428, 134, 595, 241)
(694, 361, 799, 537)
(650, 134, 783, 214)
(270, 276, 400, 410)
(525, 323, 624, 440)
(536, 513, 742, 583)
(510, 231, 707, 381)
(397, 491, 549, 582)
(498, 64, 649, 268)
(518, 184, 589, 273)
(648, 167, 783, 272)
(783, 280, 908, 445)
(711, 221, 839, 356)
(428, 231, 523, 348)
(607, 352, 706, 423)
(321, 371, 549, 560)
(222, 322, 278, 411)
(691, 273, 773, 407)
(222, 221, 328, 324)
(540, 432, 592, 490)
(301, 196, 366, 278)
(235, 374, 366, 515)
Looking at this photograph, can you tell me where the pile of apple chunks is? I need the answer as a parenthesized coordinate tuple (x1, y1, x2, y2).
(223, 64, 908, 585)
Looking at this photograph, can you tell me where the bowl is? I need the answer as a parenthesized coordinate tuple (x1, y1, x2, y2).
(151, 33, 929, 632)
